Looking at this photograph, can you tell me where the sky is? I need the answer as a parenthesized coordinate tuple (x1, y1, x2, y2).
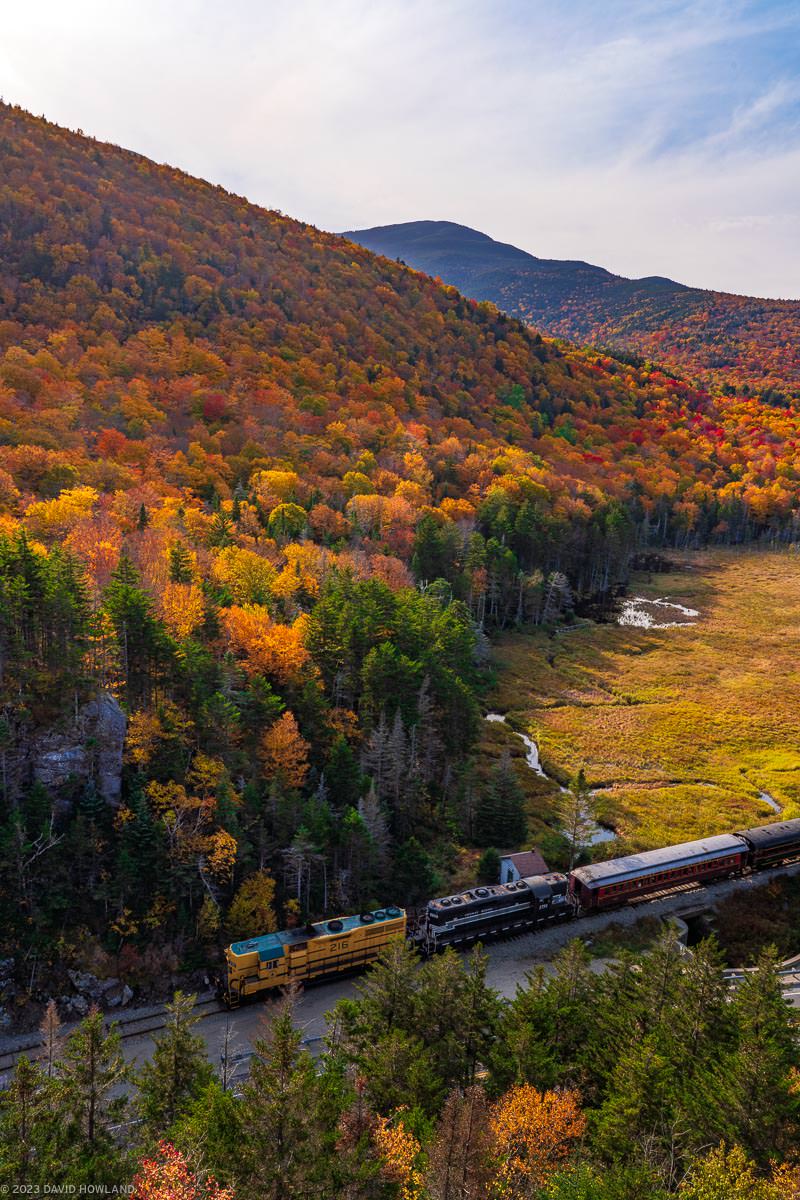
(2, 0, 799, 298)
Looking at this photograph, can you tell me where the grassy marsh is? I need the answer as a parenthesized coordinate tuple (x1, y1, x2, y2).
(484, 549, 800, 852)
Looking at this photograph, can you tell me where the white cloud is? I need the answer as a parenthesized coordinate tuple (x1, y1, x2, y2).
(1, 0, 799, 296)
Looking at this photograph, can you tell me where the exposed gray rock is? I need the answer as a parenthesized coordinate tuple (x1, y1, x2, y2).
(34, 743, 87, 793)
(86, 692, 127, 804)
(28, 690, 126, 806)
(61, 994, 89, 1017)
(66, 970, 134, 1011)
(68, 969, 97, 995)
(105, 981, 134, 1008)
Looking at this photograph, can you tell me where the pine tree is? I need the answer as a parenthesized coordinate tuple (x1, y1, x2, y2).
(238, 994, 321, 1200)
(694, 951, 800, 1164)
(103, 554, 174, 706)
(393, 837, 438, 905)
(475, 751, 527, 848)
(416, 947, 501, 1094)
(558, 769, 596, 870)
(358, 783, 391, 877)
(593, 1033, 674, 1168)
(325, 734, 363, 810)
(332, 1072, 385, 1200)
(54, 1008, 128, 1184)
(136, 991, 214, 1137)
(0, 1055, 56, 1183)
(39, 998, 63, 1079)
(170, 1078, 242, 1188)
(361, 711, 390, 801)
(477, 846, 501, 884)
(169, 541, 194, 583)
(387, 708, 407, 815)
(343, 939, 420, 1038)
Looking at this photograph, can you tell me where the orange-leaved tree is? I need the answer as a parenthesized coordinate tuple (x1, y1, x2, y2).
(132, 1141, 234, 1200)
(490, 1084, 586, 1198)
(259, 711, 310, 789)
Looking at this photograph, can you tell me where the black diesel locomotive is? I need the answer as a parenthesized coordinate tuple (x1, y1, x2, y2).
(412, 818, 800, 954)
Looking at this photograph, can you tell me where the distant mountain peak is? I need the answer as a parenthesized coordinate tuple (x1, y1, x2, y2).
(343, 219, 799, 395)
(343, 220, 680, 289)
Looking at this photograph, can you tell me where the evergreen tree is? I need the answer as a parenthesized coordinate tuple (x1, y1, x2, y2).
(477, 845, 501, 884)
(416, 947, 501, 1094)
(39, 998, 63, 1079)
(136, 991, 214, 1137)
(558, 768, 596, 871)
(54, 1009, 128, 1184)
(169, 541, 194, 583)
(357, 783, 391, 877)
(324, 734, 363, 810)
(392, 836, 438, 905)
(331, 1072, 387, 1200)
(341, 939, 420, 1039)
(170, 1077, 242, 1187)
(475, 751, 527, 847)
(693, 951, 800, 1163)
(427, 1085, 493, 1200)
(238, 994, 321, 1199)
(0, 1055, 57, 1183)
(593, 1033, 675, 1169)
(495, 938, 596, 1093)
(103, 554, 175, 707)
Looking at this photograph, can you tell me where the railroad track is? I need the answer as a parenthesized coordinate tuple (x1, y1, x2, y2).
(3, 858, 800, 1081)
(0, 993, 223, 1077)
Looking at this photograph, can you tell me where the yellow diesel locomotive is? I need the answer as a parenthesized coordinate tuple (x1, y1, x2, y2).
(221, 905, 406, 1007)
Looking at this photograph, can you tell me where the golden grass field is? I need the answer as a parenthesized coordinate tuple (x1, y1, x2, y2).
(483, 549, 800, 852)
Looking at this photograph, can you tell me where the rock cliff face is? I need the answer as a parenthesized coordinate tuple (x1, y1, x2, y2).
(23, 691, 126, 806)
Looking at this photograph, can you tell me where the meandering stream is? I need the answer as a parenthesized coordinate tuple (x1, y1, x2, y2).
(485, 712, 617, 846)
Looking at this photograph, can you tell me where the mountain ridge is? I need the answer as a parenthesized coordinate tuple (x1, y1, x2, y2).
(343, 220, 800, 399)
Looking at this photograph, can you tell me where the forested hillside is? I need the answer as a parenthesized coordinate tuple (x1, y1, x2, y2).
(346, 220, 800, 401)
(1, 102, 800, 1008)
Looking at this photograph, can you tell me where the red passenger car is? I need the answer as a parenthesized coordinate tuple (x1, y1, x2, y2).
(569, 833, 748, 912)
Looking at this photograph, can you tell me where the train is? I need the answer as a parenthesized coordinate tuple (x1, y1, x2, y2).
(222, 906, 406, 1007)
(219, 817, 800, 1006)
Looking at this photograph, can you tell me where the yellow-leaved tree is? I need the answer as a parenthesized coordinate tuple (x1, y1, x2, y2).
(226, 870, 278, 941)
(679, 1144, 797, 1200)
(373, 1111, 424, 1200)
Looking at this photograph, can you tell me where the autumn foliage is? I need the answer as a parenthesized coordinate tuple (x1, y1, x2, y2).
(2, 98, 800, 991)
(132, 1141, 233, 1200)
(489, 1084, 586, 1196)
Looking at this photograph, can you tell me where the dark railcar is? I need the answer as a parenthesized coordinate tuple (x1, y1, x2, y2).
(569, 834, 748, 911)
(738, 818, 800, 869)
(423, 872, 570, 950)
